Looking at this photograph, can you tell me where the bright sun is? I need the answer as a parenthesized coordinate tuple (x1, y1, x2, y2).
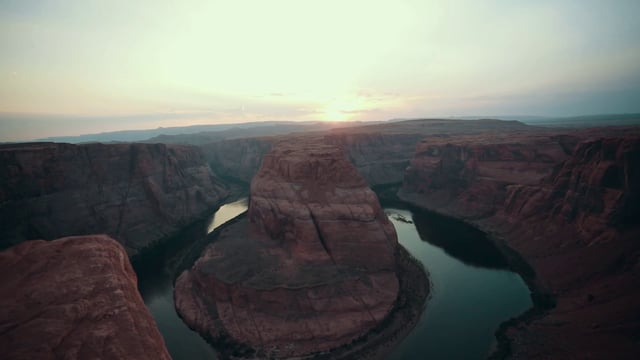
(322, 98, 364, 122)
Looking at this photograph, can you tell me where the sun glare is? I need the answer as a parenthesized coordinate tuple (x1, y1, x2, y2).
(322, 98, 366, 122)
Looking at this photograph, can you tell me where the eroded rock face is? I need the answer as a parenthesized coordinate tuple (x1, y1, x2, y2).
(175, 142, 399, 358)
(0, 235, 171, 360)
(249, 143, 398, 268)
(0, 142, 227, 255)
(401, 134, 640, 358)
(202, 138, 273, 184)
(491, 136, 640, 359)
(503, 137, 640, 240)
(197, 119, 542, 188)
(401, 134, 573, 218)
(323, 132, 426, 187)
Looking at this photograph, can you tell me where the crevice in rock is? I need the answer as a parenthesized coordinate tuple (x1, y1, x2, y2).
(308, 208, 333, 263)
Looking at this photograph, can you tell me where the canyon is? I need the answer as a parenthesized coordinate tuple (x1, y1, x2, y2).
(0, 118, 638, 359)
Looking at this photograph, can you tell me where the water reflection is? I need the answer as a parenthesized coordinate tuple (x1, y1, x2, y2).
(207, 198, 249, 234)
(134, 199, 530, 360)
(387, 207, 532, 360)
(411, 210, 509, 270)
(135, 198, 249, 360)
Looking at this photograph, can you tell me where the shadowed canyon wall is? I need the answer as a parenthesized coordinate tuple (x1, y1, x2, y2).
(400, 133, 640, 358)
(0, 142, 228, 255)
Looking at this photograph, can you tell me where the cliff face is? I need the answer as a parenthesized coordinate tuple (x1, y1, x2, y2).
(0, 142, 227, 255)
(199, 133, 421, 187)
(323, 132, 425, 186)
(503, 137, 640, 241)
(197, 119, 541, 188)
(401, 134, 574, 218)
(249, 142, 398, 268)
(489, 137, 640, 359)
(0, 235, 171, 360)
(401, 134, 640, 358)
(201, 138, 273, 184)
(175, 142, 400, 358)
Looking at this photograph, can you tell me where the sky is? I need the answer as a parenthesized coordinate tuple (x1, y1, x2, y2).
(1, 0, 640, 141)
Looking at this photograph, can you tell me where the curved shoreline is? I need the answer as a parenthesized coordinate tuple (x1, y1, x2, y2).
(392, 190, 550, 360)
(313, 245, 431, 360)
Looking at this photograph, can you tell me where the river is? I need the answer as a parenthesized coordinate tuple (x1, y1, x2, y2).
(136, 199, 531, 359)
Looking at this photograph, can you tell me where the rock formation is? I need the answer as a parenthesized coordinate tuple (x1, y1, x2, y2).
(400, 133, 640, 358)
(323, 132, 426, 186)
(0, 142, 227, 255)
(197, 119, 542, 188)
(175, 142, 401, 358)
(0, 235, 171, 360)
(491, 136, 640, 359)
(201, 137, 273, 184)
(401, 134, 576, 218)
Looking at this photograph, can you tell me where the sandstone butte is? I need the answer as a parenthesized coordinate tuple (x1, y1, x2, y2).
(175, 142, 402, 358)
(400, 133, 640, 359)
(0, 142, 227, 255)
(0, 235, 171, 360)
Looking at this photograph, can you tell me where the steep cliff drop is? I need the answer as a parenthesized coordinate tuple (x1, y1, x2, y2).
(0, 235, 171, 360)
(0, 142, 228, 255)
(175, 142, 425, 358)
(400, 134, 640, 358)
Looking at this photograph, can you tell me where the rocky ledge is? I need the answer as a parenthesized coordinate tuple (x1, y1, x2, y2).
(0, 235, 170, 360)
(175, 142, 422, 358)
(0, 142, 228, 255)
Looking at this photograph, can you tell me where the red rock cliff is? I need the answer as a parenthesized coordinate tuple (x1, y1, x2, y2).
(249, 142, 398, 268)
(0, 235, 171, 360)
(0, 142, 228, 255)
(175, 142, 399, 358)
(400, 133, 640, 358)
(401, 134, 574, 218)
(491, 136, 640, 359)
(197, 119, 541, 187)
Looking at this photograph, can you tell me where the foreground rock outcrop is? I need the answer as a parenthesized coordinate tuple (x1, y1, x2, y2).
(0, 142, 227, 255)
(0, 235, 171, 360)
(400, 133, 640, 358)
(175, 142, 405, 358)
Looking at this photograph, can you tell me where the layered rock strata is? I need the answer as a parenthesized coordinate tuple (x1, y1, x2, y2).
(175, 142, 400, 358)
(492, 136, 640, 359)
(197, 119, 543, 187)
(400, 134, 640, 358)
(0, 142, 227, 255)
(0, 235, 171, 360)
(401, 134, 576, 218)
